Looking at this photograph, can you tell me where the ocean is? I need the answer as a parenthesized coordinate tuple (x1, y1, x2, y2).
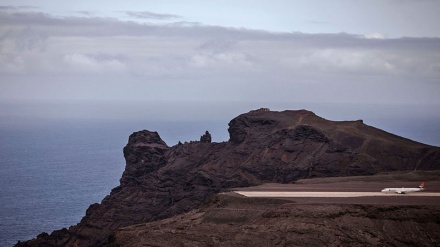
(0, 102, 439, 246)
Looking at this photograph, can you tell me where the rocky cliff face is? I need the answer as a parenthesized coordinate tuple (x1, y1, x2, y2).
(17, 109, 440, 247)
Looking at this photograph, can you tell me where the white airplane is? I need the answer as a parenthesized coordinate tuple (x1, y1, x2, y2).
(381, 182, 425, 194)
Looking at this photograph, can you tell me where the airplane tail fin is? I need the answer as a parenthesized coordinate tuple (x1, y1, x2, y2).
(419, 182, 425, 188)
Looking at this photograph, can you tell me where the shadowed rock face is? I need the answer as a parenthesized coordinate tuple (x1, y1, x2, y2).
(16, 109, 440, 247)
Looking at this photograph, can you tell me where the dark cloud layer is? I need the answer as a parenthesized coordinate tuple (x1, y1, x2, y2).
(126, 11, 181, 20)
(0, 5, 37, 10)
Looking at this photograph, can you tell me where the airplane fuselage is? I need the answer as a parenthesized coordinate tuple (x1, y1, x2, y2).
(381, 187, 424, 194)
(381, 182, 424, 194)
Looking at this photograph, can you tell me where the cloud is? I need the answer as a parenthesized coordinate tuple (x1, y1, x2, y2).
(364, 33, 386, 39)
(306, 20, 330, 25)
(126, 11, 181, 20)
(190, 51, 254, 69)
(0, 6, 38, 10)
(1, 8, 439, 77)
(197, 39, 237, 53)
(75, 11, 95, 16)
(62, 53, 127, 74)
(0, 7, 439, 105)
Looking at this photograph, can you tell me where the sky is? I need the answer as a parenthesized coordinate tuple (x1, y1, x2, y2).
(0, 1, 440, 130)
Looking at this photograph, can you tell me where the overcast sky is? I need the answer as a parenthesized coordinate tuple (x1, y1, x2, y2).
(0, 1, 439, 121)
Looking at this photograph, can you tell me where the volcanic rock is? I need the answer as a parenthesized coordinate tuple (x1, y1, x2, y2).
(200, 131, 212, 143)
(17, 109, 440, 247)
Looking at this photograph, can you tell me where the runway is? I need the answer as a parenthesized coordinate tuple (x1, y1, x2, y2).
(235, 191, 440, 198)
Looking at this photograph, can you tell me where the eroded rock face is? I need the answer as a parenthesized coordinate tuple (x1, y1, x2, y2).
(17, 109, 440, 247)
(121, 130, 169, 186)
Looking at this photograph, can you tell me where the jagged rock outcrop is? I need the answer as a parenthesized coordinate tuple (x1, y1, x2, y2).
(200, 130, 212, 143)
(17, 109, 440, 247)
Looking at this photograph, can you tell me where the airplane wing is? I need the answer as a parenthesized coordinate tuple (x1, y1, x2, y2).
(395, 191, 405, 194)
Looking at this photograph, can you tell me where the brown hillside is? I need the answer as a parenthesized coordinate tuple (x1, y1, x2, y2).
(109, 193, 440, 247)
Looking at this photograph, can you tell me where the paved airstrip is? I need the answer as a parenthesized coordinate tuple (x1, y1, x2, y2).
(235, 191, 440, 198)
(231, 181, 440, 205)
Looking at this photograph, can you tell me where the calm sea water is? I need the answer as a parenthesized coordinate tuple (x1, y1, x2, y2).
(0, 110, 438, 246)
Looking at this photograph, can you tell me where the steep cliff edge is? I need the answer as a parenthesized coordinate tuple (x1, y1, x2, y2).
(16, 109, 440, 247)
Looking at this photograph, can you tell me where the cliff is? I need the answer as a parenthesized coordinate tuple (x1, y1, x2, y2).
(16, 109, 440, 247)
